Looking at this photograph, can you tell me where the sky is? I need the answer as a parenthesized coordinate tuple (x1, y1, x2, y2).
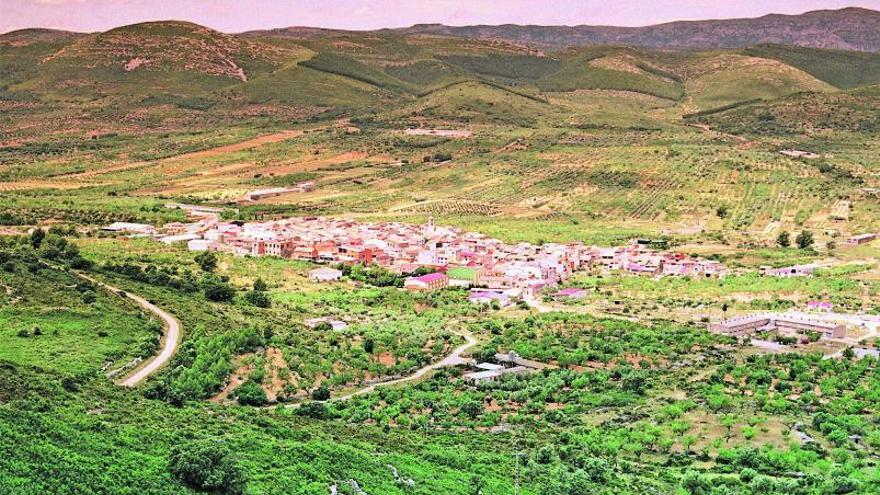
(2, 0, 880, 34)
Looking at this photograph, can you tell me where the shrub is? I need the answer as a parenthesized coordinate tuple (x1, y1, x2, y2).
(194, 251, 218, 272)
(234, 380, 268, 407)
(168, 440, 244, 494)
(243, 290, 271, 308)
(297, 401, 329, 419)
(311, 385, 330, 401)
(201, 275, 235, 302)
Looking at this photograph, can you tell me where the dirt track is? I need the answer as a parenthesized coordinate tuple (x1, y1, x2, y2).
(284, 331, 478, 407)
(74, 272, 181, 387)
(64, 129, 307, 180)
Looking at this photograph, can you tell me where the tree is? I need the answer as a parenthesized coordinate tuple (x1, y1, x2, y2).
(29, 228, 45, 249)
(234, 380, 267, 406)
(202, 275, 235, 302)
(195, 251, 218, 272)
(168, 440, 244, 495)
(776, 230, 791, 248)
(243, 290, 270, 308)
(460, 400, 482, 419)
(296, 401, 328, 419)
(721, 414, 738, 442)
(311, 385, 330, 401)
(680, 469, 710, 495)
(796, 230, 814, 250)
(252, 278, 268, 292)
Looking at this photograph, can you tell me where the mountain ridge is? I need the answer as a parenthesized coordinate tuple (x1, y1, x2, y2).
(389, 7, 880, 52)
(6, 8, 880, 52)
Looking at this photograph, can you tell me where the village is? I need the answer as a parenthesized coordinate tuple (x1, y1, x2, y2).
(104, 211, 730, 303)
(101, 209, 880, 361)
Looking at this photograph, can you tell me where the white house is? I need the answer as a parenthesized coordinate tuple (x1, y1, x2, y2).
(308, 267, 343, 282)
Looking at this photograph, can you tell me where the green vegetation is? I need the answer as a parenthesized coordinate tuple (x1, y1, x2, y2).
(3, 18, 880, 495)
(744, 44, 880, 90)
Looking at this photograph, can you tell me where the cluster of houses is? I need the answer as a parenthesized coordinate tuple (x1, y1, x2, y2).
(104, 215, 729, 303)
(146, 216, 728, 298)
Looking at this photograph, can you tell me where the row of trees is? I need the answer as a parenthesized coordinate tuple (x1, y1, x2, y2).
(775, 229, 814, 249)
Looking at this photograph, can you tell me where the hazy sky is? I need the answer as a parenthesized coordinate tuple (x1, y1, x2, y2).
(3, 0, 880, 34)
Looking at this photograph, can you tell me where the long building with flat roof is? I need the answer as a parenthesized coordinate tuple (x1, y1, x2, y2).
(710, 313, 846, 339)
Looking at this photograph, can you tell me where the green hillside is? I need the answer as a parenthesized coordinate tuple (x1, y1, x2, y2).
(9, 21, 292, 99)
(744, 44, 880, 89)
(537, 48, 685, 100)
(692, 89, 880, 135)
(390, 80, 555, 125)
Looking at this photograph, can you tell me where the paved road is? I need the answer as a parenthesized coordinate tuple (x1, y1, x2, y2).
(74, 272, 181, 387)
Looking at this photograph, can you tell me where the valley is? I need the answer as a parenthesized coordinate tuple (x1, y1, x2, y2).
(1, 6, 879, 495)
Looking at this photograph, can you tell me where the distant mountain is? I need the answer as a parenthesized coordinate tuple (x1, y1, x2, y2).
(392, 7, 880, 52)
(0, 28, 85, 45)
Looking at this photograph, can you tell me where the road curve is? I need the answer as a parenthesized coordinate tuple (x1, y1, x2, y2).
(284, 331, 478, 407)
(74, 272, 181, 387)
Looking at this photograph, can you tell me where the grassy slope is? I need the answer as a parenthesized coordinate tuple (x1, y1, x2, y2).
(0, 264, 152, 374)
(537, 49, 685, 100)
(744, 44, 880, 89)
(675, 53, 836, 111)
(388, 80, 556, 125)
(0, 363, 527, 495)
(694, 88, 880, 135)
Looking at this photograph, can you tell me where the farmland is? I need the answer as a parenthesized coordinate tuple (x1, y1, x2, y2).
(2, 10, 880, 495)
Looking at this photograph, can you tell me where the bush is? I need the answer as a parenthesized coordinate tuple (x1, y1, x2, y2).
(202, 275, 235, 302)
(234, 380, 268, 407)
(243, 290, 271, 308)
(194, 251, 218, 272)
(297, 401, 329, 419)
(311, 385, 330, 401)
(796, 230, 814, 250)
(168, 440, 244, 494)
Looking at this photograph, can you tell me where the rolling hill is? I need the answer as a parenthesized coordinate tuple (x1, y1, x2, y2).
(5, 21, 296, 99)
(2, 16, 880, 138)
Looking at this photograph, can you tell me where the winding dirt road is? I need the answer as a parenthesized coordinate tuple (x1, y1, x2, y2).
(283, 331, 478, 408)
(74, 272, 181, 387)
(333, 332, 478, 402)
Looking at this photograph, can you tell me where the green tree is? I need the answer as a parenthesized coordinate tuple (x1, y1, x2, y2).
(776, 230, 791, 248)
(235, 380, 268, 406)
(311, 385, 330, 401)
(252, 278, 268, 292)
(201, 275, 235, 302)
(469, 475, 486, 495)
(796, 230, 814, 249)
(168, 440, 244, 495)
(29, 228, 45, 249)
(244, 290, 271, 308)
(195, 251, 218, 272)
